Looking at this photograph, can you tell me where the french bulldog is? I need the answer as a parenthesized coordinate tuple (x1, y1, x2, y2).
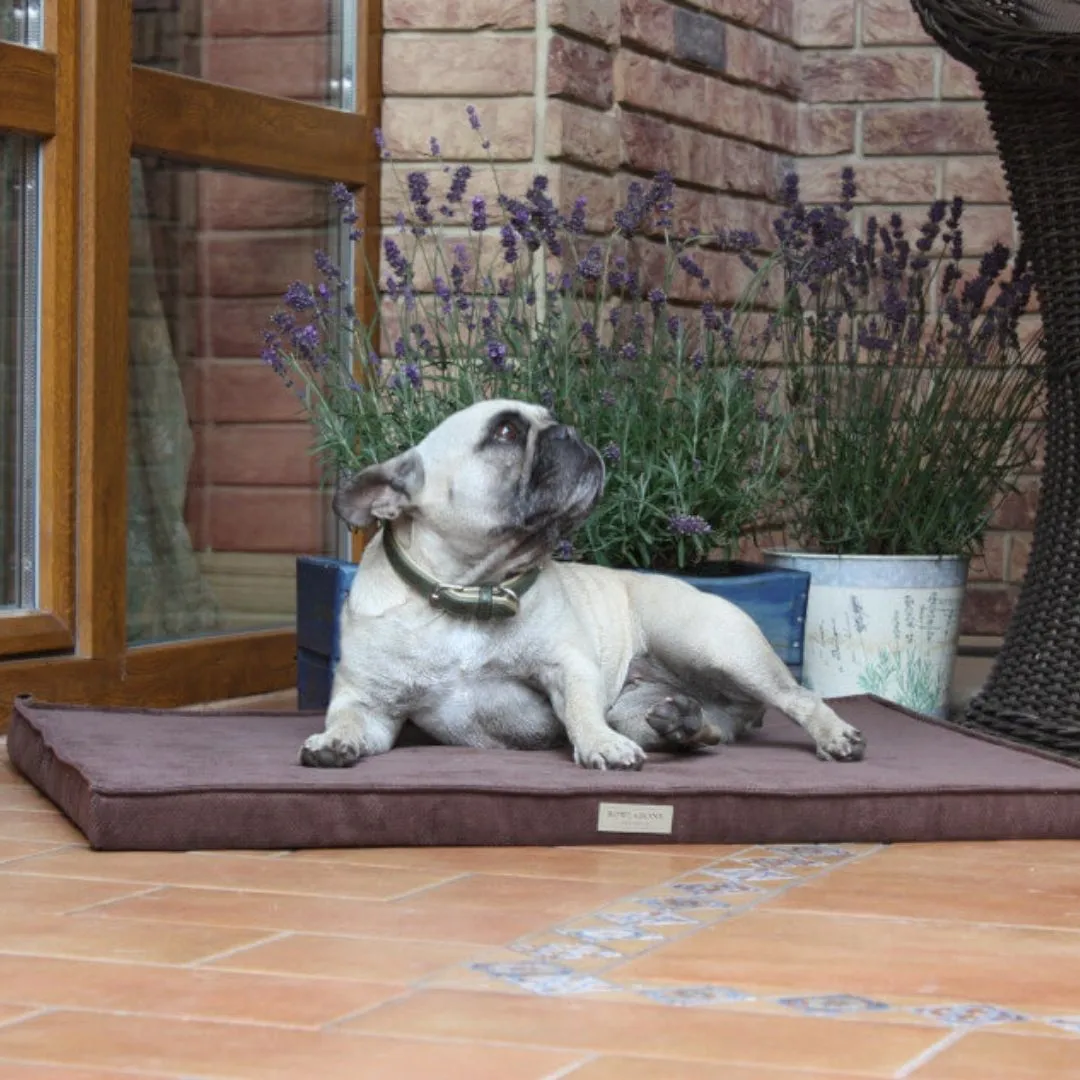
(300, 399, 866, 770)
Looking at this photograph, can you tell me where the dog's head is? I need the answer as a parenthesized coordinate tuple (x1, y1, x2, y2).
(333, 400, 605, 571)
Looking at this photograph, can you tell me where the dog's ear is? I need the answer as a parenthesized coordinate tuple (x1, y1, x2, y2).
(332, 450, 425, 528)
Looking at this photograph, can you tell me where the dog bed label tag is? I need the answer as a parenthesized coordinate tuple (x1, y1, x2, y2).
(597, 802, 674, 835)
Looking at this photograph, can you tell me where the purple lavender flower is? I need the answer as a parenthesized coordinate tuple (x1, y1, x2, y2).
(540, 388, 555, 408)
(429, 136, 441, 157)
(434, 276, 451, 303)
(406, 172, 433, 226)
(404, 363, 421, 389)
(669, 514, 712, 536)
(667, 315, 682, 338)
(581, 320, 597, 343)
(470, 195, 488, 232)
(271, 310, 295, 333)
(314, 250, 342, 282)
(691, 351, 704, 370)
(487, 340, 508, 370)
(553, 540, 574, 561)
(599, 389, 616, 407)
(447, 164, 471, 204)
(678, 252, 709, 287)
(260, 338, 286, 376)
(648, 287, 667, 314)
(500, 224, 518, 265)
(577, 246, 604, 282)
(840, 166, 856, 211)
(291, 323, 320, 357)
(374, 127, 388, 158)
(383, 238, 409, 279)
(601, 442, 621, 464)
(283, 281, 315, 311)
(466, 104, 482, 131)
(568, 196, 587, 234)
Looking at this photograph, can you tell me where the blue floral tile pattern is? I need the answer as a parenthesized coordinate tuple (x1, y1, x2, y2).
(517, 942, 622, 962)
(635, 985, 756, 1007)
(908, 1004, 1029, 1026)
(776, 994, 891, 1016)
(1044, 1016, 1080, 1034)
(469, 961, 615, 996)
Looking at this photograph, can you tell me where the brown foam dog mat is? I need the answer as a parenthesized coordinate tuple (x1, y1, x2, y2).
(7, 694, 1080, 851)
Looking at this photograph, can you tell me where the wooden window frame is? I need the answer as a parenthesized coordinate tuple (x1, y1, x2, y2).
(0, 0, 381, 712)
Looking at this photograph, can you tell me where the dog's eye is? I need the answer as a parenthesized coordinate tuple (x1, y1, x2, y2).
(493, 421, 520, 443)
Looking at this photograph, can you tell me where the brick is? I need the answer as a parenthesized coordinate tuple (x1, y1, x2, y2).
(620, 0, 675, 54)
(382, 98, 535, 160)
(550, 165, 617, 233)
(798, 105, 856, 155)
(203, 0, 332, 36)
(1007, 533, 1032, 584)
(548, 34, 613, 109)
(861, 0, 932, 45)
(673, 8, 726, 72)
(199, 424, 320, 487)
(616, 52, 711, 128)
(384, 0, 534, 30)
(941, 55, 981, 100)
(204, 361, 305, 423)
(201, 38, 328, 101)
(200, 234, 323, 299)
(199, 298, 290, 359)
(960, 585, 1018, 636)
(801, 50, 936, 103)
(696, 0, 793, 41)
(861, 202, 1015, 253)
(725, 26, 800, 97)
(715, 139, 783, 198)
(798, 159, 938, 205)
(992, 478, 1040, 530)
(968, 532, 1006, 583)
(708, 79, 797, 150)
(196, 174, 331, 231)
(383, 36, 535, 96)
(792, 0, 854, 46)
(546, 99, 621, 171)
(944, 157, 1009, 204)
(620, 110, 678, 174)
(550, 0, 620, 45)
(862, 104, 996, 155)
(204, 487, 330, 554)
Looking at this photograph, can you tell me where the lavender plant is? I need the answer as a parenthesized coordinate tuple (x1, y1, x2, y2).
(261, 113, 787, 571)
(769, 169, 1044, 557)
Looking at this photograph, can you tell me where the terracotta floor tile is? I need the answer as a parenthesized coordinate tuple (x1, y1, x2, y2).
(0, 953, 404, 1027)
(888, 841, 1080, 868)
(0, 787, 59, 812)
(342, 988, 942, 1073)
(0, 1011, 583, 1079)
(0, 912, 272, 965)
(0, 873, 151, 915)
(399, 873, 642, 916)
(7, 848, 454, 900)
(206, 932, 482, 984)
(89, 886, 570, 945)
(565, 1058, 881, 1079)
(0, 1004, 38, 1025)
(0, 841, 72, 863)
(0, 811, 86, 844)
(576, 844, 753, 858)
(285, 845, 722, 884)
(913, 1031, 1080, 1078)
(0, 1065, 179, 1079)
(768, 843, 1080, 928)
(617, 909, 1080, 1013)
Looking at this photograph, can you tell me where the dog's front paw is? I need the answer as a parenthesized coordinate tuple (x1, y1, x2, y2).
(573, 730, 646, 771)
(299, 729, 366, 768)
(815, 722, 866, 763)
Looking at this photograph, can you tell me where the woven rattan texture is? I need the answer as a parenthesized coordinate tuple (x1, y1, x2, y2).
(913, 0, 1080, 756)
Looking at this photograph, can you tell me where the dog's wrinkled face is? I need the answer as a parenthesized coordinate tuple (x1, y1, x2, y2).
(333, 400, 605, 568)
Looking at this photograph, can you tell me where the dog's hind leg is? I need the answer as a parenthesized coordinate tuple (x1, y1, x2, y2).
(625, 575, 866, 762)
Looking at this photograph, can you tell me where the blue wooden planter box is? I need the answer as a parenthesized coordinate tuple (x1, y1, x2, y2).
(296, 556, 810, 711)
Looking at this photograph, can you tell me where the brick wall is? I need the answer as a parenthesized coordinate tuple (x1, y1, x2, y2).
(378, 0, 1035, 640)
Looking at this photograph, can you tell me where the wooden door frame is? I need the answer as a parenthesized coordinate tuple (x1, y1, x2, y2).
(0, 0, 381, 713)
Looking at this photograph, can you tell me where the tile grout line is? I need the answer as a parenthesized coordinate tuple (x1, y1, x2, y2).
(379, 870, 475, 902)
(185, 929, 295, 969)
(543, 1053, 599, 1079)
(893, 1027, 967, 1078)
(60, 884, 167, 916)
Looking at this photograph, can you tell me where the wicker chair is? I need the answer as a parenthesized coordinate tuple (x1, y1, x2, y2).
(911, 0, 1080, 757)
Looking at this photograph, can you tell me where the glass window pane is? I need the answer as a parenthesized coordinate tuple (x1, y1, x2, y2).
(132, 0, 355, 109)
(0, 1, 42, 46)
(0, 134, 39, 610)
(127, 157, 346, 644)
